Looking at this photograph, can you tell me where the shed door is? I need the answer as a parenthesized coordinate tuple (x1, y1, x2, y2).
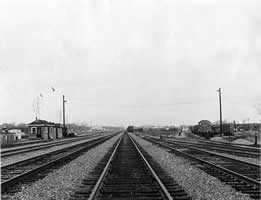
(37, 127, 41, 137)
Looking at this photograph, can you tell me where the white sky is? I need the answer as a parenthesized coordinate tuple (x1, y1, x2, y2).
(0, 0, 261, 126)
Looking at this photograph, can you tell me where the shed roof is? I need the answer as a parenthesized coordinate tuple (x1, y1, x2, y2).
(27, 119, 56, 126)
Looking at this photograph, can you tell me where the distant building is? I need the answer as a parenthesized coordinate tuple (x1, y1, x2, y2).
(236, 123, 261, 131)
(0, 131, 17, 145)
(27, 119, 63, 139)
(0, 128, 27, 145)
(8, 128, 26, 140)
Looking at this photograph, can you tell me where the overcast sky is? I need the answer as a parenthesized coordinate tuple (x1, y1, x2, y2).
(0, 0, 261, 126)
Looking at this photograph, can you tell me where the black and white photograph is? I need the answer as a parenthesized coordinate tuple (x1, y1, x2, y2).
(0, 0, 260, 199)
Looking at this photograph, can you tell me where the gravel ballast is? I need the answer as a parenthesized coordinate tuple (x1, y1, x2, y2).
(156, 136, 260, 165)
(132, 134, 252, 200)
(1, 134, 113, 167)
(3, 133, 121, 200)
(1, 136, 92, 152)
(207, 151, 260, 165)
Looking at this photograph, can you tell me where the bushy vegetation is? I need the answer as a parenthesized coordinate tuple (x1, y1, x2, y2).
(65, 123, 91, 135)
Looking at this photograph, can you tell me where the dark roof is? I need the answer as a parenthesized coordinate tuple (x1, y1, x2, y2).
(27, 119, 56, 126)
(55, 123, 63, 127)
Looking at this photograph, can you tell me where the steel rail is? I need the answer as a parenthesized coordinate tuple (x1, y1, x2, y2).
(2, 139, 84, 157)
(1, 133, 107, 149)
(1, 135, 113, 169)
(1, 134, 111, 157)
(143, 134, 260, 152)
(145, 137, 260, 187)
(168, 143, 261, 167)
(197, 138, 261, 149)
(1, 134, 117, 193)
(88, 133, 123, 200)
(144, 136, 261, 168)
(129, 134, 173, 200)
(164, 139, 260, 156)
(88, 133, 173, 200)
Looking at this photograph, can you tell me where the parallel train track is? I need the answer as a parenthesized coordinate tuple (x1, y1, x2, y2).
(164, 137, 260, 158)
(1, 134, 99, 149)
(1, 137, 90, 158)
(70, 133, 191, 200)
(1, 133, 118, 194)
(145, 134, 260, 158)
(142, 135, 261, 199)
(1, 134, 107, 158)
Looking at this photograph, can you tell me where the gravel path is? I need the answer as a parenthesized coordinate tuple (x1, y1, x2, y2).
(132, 134, 252, 200)
(2, 133, 121, 200)
(1, 134, 112, 167)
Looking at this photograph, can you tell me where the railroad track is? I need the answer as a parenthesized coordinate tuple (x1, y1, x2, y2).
(143, 136, 261, 199)
(143, 134, 260, 158)
(165, 139, 260, 158)
(1, 133, 105, 149)
(70, 132, 191, 200)
(1, 133, 118, 194)
(197, 138, 260, 148)
(164, 137, 260, 158)
(1, 134, 107, 158)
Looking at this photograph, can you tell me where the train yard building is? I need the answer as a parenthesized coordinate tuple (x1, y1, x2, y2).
(27, 119, 63, 139)
(0, 128, 27, 145)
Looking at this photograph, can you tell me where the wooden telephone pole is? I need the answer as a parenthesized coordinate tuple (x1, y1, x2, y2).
(217, 88, 223, 137)
(62, 95, 67, 136)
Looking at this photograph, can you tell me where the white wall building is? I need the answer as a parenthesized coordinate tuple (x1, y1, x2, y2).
(8, 129, 25, 140)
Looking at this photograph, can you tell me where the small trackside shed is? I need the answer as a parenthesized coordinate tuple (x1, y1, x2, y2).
(27, 119, 63, 140)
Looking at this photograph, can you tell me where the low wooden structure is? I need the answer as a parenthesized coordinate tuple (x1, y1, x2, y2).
(0, 133, 17, 145)
(27, 119, 63, 140)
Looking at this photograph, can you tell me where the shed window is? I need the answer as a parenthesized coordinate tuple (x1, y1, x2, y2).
(32, 127, 36, 134)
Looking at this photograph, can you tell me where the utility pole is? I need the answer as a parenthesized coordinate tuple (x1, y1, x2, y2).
(57, 110, 62, 124)
(217, 88, 222, 137)
(36, 96, 40, 120)
(62, 95, 67, 136)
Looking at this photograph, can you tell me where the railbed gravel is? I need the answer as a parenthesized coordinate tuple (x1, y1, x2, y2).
(150, 136, 260, 165)
(209, 151, 260, 165)
(3, 133, 121, 200)
(1, 135, 111, 167)
(132, 134, 252, 200)
(1, 136, 90, 152)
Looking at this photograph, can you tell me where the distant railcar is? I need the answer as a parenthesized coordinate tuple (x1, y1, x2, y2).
(191, 120, 235, 138)
(191, 120, 214, 139)
(190, 125, 199, 134)
(127, 126, 134, 132)
(135, 127, 143, 132)
(212, 124, 234, 136)
(198, 120, 212, 133)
